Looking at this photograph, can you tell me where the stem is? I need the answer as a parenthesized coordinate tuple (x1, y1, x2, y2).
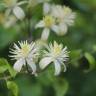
(25, 62, 32, 74)
(27, 7, 32, 38)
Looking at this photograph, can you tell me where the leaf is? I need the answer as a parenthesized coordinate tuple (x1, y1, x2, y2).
(7, 81, 19, 96)
(7, 65, 17, 78)
(0, 58, 9, 73)
(0, 58, 17, 77)
(84, 52, 96, 72)
(53, 79, 69, 96)
(69, 50, 82, 67)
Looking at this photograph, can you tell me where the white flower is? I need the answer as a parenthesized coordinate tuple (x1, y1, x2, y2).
(39, 41, 69, 76)
(9, 40, 39, 75)
(3, 0, 27, 20)
(35, 15, 58, 40)
(51, 5, 76, 35)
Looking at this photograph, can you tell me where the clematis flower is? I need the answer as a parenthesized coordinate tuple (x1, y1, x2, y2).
(39, 41, 69, 76)
(51, 5, 76, 35)
(9, 40, 39, 75)
(3, 0, 27, 20)
(35, 15, 58, 40)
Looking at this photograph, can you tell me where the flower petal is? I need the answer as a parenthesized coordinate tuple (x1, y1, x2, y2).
(56, 23, 68, 36)
(39, 57, 52, 69)
(51, 25, 59, 33)
(41, 28, 50, 40)
(13, 6, 25, 20)
(43, 3, 51, 15)
(17, 1, 28, 6)
(35, 20, 45, 28)
(54, 60, 61, 76)
(26, 59, 37, 75)
(13, 58, 25, 72)
(62, 63, 67, 72)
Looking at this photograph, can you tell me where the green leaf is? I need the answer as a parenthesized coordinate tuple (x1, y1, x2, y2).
(7, 81, 19, 96)
(70, 50, 82, 67)
(7, 64, 17, 78)
(0, 58, 17, 77)
(54, 79, 69, 96)
(0, 58, 9, 73)
(84, 52, 96, 72)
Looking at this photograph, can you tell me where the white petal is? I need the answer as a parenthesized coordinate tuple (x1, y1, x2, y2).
(51, 25, 59, 33)
(60, 24, 68, 35)
(62, 63, 67, 72)
(41, 28, 50, 40)
(13, 6, 25, 20)
(57, 23, 68, 36)
(39, 57, 52, 69)
(35, 20, 45, 28)
(17, 1, 28, 6)
(43, 3, 51, 15)
(26, 59, 37, 75)
(13, 58, 25, 72)
(54, 60, 61, 76)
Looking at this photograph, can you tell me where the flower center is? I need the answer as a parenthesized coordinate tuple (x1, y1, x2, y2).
(21, 44, 31, 57)
(43, 15, 55, 28)
(53, 42, 62, 56)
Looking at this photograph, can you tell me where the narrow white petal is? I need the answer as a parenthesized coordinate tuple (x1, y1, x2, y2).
(35, 20, 45, 28)
(39, 57, 52, 69)
(43, 3, 51, 15)
(41, 28, 50, 40)
(26, 59, 37, 75)
(13, 6, 25, 20)
(17, 1, 28, 6)
(54, 60, 61, 76)
(13, 58, 25, 72)
(62, 63, 67, 72)
(14, 43, 20, 50)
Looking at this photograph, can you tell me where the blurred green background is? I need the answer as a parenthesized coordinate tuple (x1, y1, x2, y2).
(0, 0, 96, 96)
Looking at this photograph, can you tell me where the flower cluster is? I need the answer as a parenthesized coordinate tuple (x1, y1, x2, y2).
(10, 41, 69, 76)
(2, 0, 76, 76)
(36, 3, 76, 40)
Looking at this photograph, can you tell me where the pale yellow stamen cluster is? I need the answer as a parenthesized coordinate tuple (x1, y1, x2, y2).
(43, 15, 55, 28)
(53, 41, 62, 56)
(19, 41, 31, 58)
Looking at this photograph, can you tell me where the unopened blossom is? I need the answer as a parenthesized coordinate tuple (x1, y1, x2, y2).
(3, 0, 27, 20)
(4, 15, 17, 28)
(9, 41, 39, 75)
(35, 15, 58, 40)
(39, 41, 69, 76)
(51, 5, 76, 35)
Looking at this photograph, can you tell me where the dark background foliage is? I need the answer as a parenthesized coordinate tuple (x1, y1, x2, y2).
(0, 0, 96, 96)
